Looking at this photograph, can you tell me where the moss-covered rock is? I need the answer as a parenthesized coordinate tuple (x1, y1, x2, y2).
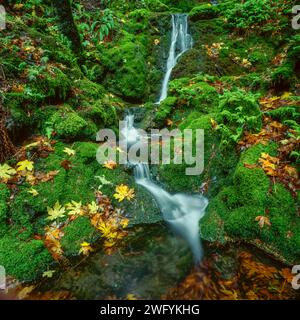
(0, 234, 53, 282)
(200, 142, 300, 264)
(189, 3, 219, 21)
(50, 105, 96, 140)
(169, 78, 219, 113)
(61, 216, 98, 256)
(155, 96, 177, 124)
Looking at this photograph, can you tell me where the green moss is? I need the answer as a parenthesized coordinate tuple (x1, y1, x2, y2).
(61, 216, 98, 256)
(232, 143, 278, 206)
(79, 99, 117, 128)
(200, 138, 299, 263)
(101, 32, 150, 100)
(225, 206, 262, 239)
(155, 96, 177, 123)
(233, 167, 269, 206)
(0, 184, 9, 236)
(271, 62, 295, 89)
(219, 89, 261, 119)
(179, 111, 203, 130)
(200, 208, 226, 243)
(10, 142, 101, 235)
(189, 4, 219, 21)
(267, 106, 300, 123)
(75, 142, 98, 163)
(169, 79, 219, 113)
(50, 105, 95, 140)
(0, 235, 53, 282)
(33, 66, 71, 101)
(73, 79, 105, 101)
(217, 89, 262, 144)
(144, 0, 169, 12)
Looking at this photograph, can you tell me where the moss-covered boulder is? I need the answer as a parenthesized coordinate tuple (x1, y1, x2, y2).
(189, 4, 219, 21)
(200, 143, 300, 264)
(61, 216, 99, 256)
(0, 234, 53, 282)
(169, 77, 219, 113)
(155, 96, 177, 124)
(49, 105, 97, 140)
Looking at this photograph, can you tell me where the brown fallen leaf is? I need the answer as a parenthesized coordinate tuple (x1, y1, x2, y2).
(255, 216, 271, 229)
(60, 160, 72, 170)
(17, 285, 35, 300)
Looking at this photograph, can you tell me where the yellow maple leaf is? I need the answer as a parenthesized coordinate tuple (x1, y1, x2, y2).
(42, 270, 56, 278)
(28, 188, 39, 197)
(97, 221, 114, 238)
(63, 147, 76, 157)
(13, 3, 24, 10)
(24, 142, 40, 149)
(66, 201, 82, 216)
(79, 242, 94, 256)
(88, 201, 98, 214)
(126, 294, 137, 300)
(0, 163, 16, 181)
(120, 218, 129, 229)
(281, 92, 292, 99)
(103, 239, 116, 248)
(113, 184, 135, 202)
(17, 285, 35, 300)
(17, 159, 34, 172)
(210, 118, 218, 129)
(25, 173, 36, 185)
(46, 201, 66, 221)
(103, 160, 117, 170)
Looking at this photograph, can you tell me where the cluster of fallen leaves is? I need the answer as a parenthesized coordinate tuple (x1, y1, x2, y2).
(238, 93, 300, 196)
(43, 191, 130, 260)
(203, 42, 252, 69)
(239, 117, 295, 150)
(11, 36, 44, 66)
(203, 42, 225, 59)
(232, 55, 252, 69)
(90, 191, 129, 254)
(259, 92, 299, 111)
(245, 150, 299, 196)
(163, 249, 299, 300)
(0, 137, 59, 192)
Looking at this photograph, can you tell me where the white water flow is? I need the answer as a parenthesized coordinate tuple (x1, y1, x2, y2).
(123, 113, 208, 262)
(157, 14, 193, 104)
(123, 15, 207, 262)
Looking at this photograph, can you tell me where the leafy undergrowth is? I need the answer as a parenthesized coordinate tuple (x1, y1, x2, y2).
(163, 248, 299, 300)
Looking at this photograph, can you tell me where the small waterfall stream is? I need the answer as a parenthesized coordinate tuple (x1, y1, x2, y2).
(123, 14, 208, 262)
(157, 14, 193, 104)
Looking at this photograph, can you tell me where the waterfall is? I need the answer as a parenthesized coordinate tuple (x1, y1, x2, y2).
(122, 14, 207, 263)
(134, 169, 208, 262)
(122, 112, 208, 262)
(157, 14, 193, 104)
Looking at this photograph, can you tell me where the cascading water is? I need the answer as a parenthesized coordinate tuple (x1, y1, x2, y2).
(157, 14, 193, 104)
(122, 14, 208, 263)
(134, 164, 208, 262)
